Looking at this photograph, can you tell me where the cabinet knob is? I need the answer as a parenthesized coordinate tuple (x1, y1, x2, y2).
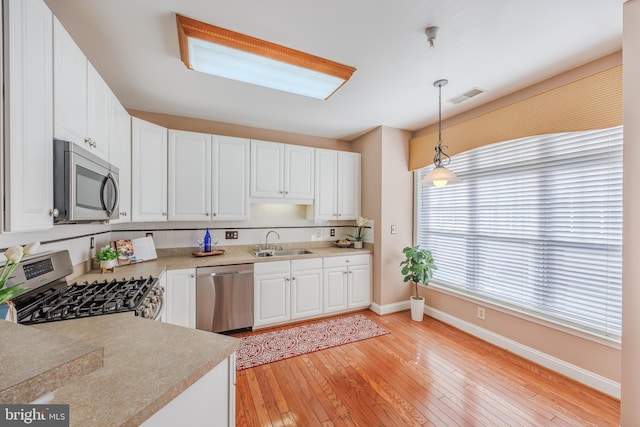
(205, 213, 210, 216)
(49, 208, 59, 217)
(120, 212, 127, 216)
(190, 274, 195, 278)
(285, 191, 289, 195)
(291, 277, 296, 281)
(279, 191, 283, 194)
(162, 212, 167, 216)
(285, 277, 290, 282)
(213, 212, 217, 217)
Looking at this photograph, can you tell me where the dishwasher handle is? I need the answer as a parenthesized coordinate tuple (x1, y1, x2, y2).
(209, 270, 253, 277)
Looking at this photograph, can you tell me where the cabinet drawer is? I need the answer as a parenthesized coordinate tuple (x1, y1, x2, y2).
(323, 254, 370, 268)
(254, 260, 290, 275)
(291, 258, 322, 271)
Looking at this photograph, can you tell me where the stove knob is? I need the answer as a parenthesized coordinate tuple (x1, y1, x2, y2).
(150, 296, 158, 304)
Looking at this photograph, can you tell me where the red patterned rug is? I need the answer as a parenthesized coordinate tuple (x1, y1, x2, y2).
(235, 314, 389, 370)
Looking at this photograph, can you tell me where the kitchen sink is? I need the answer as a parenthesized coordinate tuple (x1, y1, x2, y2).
(251, 249, 313, 257)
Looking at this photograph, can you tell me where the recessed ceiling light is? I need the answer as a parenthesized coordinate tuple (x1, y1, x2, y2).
(175, 14, 356, 100)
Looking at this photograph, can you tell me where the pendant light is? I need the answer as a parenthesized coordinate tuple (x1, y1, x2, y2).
(420, 79, 462, 187)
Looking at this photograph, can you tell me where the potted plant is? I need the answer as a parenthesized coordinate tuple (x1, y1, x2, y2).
(96, 245, 121, 272)
(1, 242, 40, 322)
(346, 217, 368, 249)
(400, 245, 437, 321)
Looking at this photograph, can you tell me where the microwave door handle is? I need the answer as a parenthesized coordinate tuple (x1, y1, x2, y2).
(101, 173, 119, 217)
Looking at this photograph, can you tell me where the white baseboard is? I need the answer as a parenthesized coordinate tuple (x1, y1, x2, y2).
(369, 300, 409, 315)
(370, 301, 620, 398)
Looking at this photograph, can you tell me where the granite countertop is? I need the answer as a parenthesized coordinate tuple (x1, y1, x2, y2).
(31, 314, 239, 427)
(0, 321, 103, 404)
(74, 243, 372, 284)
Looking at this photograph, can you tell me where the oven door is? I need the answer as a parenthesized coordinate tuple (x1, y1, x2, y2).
(54, 140, 120, 223)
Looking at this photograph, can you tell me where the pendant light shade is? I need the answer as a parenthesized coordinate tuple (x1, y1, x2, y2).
(421, 78, 462, 187)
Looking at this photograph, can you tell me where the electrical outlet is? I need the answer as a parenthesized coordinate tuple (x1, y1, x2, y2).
(146, 232, 153, 238)
(225, 230, 238, 240)
(330, 228, 335, 237)
(477, 307, 486, 320)
(314, 229, 322, 238)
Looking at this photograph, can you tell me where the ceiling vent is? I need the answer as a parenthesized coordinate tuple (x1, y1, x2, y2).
(447, 87, 485, 104)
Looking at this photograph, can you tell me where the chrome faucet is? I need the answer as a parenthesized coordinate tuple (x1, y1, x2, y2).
(265, 230, 280, 250)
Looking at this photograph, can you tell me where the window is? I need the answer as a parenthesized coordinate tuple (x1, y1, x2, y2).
(416, 126, 622, 340)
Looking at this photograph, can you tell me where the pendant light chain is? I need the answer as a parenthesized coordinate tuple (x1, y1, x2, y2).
(434, 79, 451, 168)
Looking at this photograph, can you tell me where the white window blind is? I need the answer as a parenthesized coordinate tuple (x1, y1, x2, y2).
(416, 126, 622, 340)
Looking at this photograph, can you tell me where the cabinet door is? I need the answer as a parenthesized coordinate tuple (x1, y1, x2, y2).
(109, 99, 131, 223)
(131, 117, 168, 221)
(4, 0, 53, 231)
(86, 63, 110, 161)
(168, 130, 211, 221)
(314, 149, 338, 220)
(250, 140, 284, 198)
(254, 273, 291, 327)
(323, 267, 348, 314)
(284, 145, 314, 201)
(291, 268, 323, 320)
(213, 136, 249, 220)
(165, 269, 196, 329)
(337, 152, 361, 220)
(348, 264, 371, 309)
(53, 18, 87, 146)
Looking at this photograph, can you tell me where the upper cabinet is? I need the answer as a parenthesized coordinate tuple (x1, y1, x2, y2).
(314, 149, 361, 220)
(53, 19, 109, 161)
(131, 118, 168, 222)
(3, 0, 54, 231)
(109, 95, 131, 223)
(168, 130, 250, 221)
(250, 140, 314, 204)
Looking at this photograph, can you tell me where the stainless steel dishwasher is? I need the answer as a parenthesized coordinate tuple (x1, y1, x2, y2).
(196, 264, 254, 334)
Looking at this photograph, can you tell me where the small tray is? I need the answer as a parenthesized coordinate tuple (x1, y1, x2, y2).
(192, 249, 225, 257)
(335, 241, 354, 248)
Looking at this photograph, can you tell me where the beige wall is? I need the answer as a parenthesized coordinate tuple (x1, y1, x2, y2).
(622, 0, 640, 424)
(127, 109, 352, 151)
(352, 126, 413, 307)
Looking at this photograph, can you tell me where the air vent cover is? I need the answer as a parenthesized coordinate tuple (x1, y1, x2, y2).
(448, 87, 485, 104)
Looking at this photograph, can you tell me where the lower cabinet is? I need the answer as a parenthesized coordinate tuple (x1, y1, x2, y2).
(141, 352, 236, 427)
(323, 254, 372, 314)
(254, 258, 323, 328)
(164, 268, 196, 328)
(254, 255, 371, 328)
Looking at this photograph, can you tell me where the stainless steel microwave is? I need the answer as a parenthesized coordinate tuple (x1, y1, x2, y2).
(53, 139, 119, 223)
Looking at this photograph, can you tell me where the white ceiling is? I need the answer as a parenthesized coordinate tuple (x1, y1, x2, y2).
(43, 0, 623, 141)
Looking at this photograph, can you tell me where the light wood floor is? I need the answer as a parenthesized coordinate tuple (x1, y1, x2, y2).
(234, 310, 620, 426)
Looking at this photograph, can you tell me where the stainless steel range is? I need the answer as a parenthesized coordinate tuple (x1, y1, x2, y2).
(7, 250, 164, 324)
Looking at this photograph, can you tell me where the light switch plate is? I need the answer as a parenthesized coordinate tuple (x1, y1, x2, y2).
(391, 225, 397, 234)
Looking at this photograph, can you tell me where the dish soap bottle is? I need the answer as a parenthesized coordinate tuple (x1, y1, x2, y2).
(204, 228, 211, 253)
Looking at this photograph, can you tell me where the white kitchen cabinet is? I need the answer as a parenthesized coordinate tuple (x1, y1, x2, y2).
(142, 353, 235, 427)
(250, 140, 314, 204)
(131, 117, 168, 222)
(314, 149, 361, 220)
(109, 94, 131, 223)
(168, 130, 250, 221)
(168, 130, 211, 221)
(53, 19, 109, 161)
(212, 135, 250, 220)
(164, 269, 196, 329)
(254, 261, 291, 327)
(323, 254, 371, 314)
(254, 258, 323, 327)
(290, 259, 324, 320)
(3, 0, 54, 231)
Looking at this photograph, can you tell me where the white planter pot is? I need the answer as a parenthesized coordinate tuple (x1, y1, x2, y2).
(410, 296, 425, 321)
(353, 241, 363, 249)
(100, 259, 117, 270)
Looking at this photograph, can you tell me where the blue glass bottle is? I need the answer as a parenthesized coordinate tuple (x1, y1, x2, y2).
(204, 228, 211, 253)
